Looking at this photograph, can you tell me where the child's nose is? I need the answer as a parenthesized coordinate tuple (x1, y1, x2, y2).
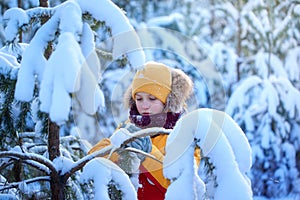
(141, 101, 150, 109)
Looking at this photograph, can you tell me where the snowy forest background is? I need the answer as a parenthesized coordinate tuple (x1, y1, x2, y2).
(0, 0, 300, 199)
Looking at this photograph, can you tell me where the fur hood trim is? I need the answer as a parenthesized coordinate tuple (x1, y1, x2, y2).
(124, 68, 193, 113)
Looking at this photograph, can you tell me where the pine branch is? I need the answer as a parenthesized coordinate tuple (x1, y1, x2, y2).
(15, 101, 32, 134)
(0, 76, 18, 149)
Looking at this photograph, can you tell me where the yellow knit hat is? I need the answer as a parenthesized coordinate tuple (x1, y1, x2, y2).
(132, 61, 172, 104)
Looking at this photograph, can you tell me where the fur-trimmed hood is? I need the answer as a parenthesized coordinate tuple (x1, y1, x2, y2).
(124, 67, 193, 113)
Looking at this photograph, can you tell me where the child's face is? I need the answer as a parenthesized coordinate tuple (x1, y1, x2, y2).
(135, 92, 165, 115)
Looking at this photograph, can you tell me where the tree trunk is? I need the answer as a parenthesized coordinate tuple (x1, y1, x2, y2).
(39, 0, 48, 7)
(209, 0, 216, 39)
(46, 48, 65, 200)
(18, 0, 22, 42)
(39, 0, 65, 199)
(236, 16, 241, 81)
(49, 165, 65, 200)
(48, 121, 60, 161)
(236, 0, 242, 82)
(47, 80, 65, 200)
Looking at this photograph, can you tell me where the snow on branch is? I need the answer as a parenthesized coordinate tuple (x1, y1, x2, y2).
(225, 65, 300, 197)
(164, 108, 253, 200)
(7, 0, 144, 124)
(56, 126, 170, 198)
(226, 75, 300, 125)
(113, 127, 171, 148)
(25, 6, 54, 20)
(0, 151, 56, 174)
(3, 8, 28, 42)
(0, 51, 19, 79)
(75, 0, 145, 68)
(65, 127, 170, 179)
(81, 157, 137, 200)
(285, 47, 300, 82)
(244, 11, 266, 40)
(0, 176, 50, 192)
(39, 32, 84, 123)
(225, 75, 263, 117)
(19, 159, 50, 175)
(63, 146, 115, 181)
(124, 147, 162, 164)
(254, 51, 288, 79)
(14, 10, 58, 101)
(9, 0, 105, 124)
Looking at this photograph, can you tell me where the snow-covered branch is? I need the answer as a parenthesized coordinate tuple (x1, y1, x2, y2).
(3, 8, 29, 42)
(25, 6, 54, 19)
(19, 159, 50, 174)
(0, 151, 56, 174)
(75, 0, 145, 68)
(65, 127, 170, 179)
(225, 73, 300, 197)
(124, 147, 162, 164)
(0, 176, 50, 192)
(64, 145, 115, 180)
(81, 157, 137, 200)
(5, 0, 144, 125)
(120, 127, 171, 148)
(0, 51, 19, 79)
(164, 108, 253, 200)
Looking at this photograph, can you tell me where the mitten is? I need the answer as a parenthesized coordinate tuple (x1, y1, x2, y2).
(119, 123, 152, 160)
(118, 151, 140, 174)
(126, 136, 152, 153)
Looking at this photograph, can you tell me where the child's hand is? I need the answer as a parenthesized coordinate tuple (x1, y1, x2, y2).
(126, 136, 152, 153)
(121, 123, 152, 153)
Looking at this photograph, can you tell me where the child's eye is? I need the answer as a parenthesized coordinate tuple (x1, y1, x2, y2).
(136, 98, 142, 101)
(149, 96, 157, 101)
